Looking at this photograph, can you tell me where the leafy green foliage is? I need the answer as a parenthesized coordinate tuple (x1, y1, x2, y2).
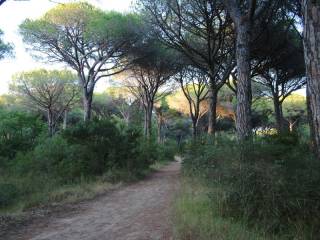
(0, 29, 12, 60)
(12, 120, 153, 182)
(183, 135, 320, 238)
(0, 183, 19, 207)
(19, 2, 141, 65)
(0, 109, 44, 167)
(0, 118, 176, 210)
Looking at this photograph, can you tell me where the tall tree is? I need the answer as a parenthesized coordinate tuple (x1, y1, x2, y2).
(253, 20, 306, 133)
(138, 0, 234, 137)
(125, 43, 178, 138)
(223, 0, 277, 141)
(19, 3, 140, 121)
(302, 0, 320, 159)
(176, 66, 209, 139)
(11, 69, 79, 136)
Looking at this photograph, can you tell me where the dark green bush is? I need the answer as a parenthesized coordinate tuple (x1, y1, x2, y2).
(2, 118, 178, 210)
(63, 120, 152, 175)
(12, 120, 154, 182)
(183, 134, 320, 237)
(0, 109, 44, 167)
(156, 140, 178, 162)
(13, 136, 86, 182)
(0, 183, 19, 207)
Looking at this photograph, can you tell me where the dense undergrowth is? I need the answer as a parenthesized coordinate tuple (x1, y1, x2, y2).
(0, 111, 176, 213)
(173, 133, 320, 240)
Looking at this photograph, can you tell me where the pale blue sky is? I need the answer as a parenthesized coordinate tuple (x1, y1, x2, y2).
(0, 0, 133, 94)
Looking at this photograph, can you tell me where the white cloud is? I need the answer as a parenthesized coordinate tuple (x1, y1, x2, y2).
(0, 0, 132, 94)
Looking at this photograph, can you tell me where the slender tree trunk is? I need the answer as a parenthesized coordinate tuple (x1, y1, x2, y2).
(147, 104, 153, 138)
(144, 102, 153, 139)
(234, 21, 252, 141)
(303, 1, 320, 159)
(47, 109, 54, 137)
(156, 108, 164, 144)
(207, 85, 218, 136)
(144, 108, 148, 137)
(273, 97, 284, 133)
(157, 121, 164, 144)
(63, 109, 68, 130)
(288, 120, 298, 133)
(157, 122, 162, 143)
(192, 118, 198, 140)
(307, 84, 316, 148)
(83, 91, 93, 122)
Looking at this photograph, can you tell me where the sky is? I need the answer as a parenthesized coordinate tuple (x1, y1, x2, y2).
(0, 0, 133, 94)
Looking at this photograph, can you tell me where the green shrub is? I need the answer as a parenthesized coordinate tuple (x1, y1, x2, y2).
(0, 109, 44, 167)
(156, 140, 178, 162)
(2, 118, 177, 211)
(183, 134, 320, 237)
(13, 136, 75, 180)
(0, 183, 19, 207)
(63, 120, 152, 175)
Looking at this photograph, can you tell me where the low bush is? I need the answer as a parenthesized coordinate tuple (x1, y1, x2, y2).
(182, 134, 320, 238)
(13, 120, 156, 183)
(157, 139, 178, 162)
(0, 109, 44, 167)
(0, 183, 19, 208)
(1, 119, 177, 211)
(173, 177, 269, 240)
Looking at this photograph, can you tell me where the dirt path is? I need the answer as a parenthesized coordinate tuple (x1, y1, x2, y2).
(4, 161, 180, 240)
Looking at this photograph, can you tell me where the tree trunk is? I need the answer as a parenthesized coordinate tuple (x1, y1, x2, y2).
(144, 108, 148, 137)
(273, 97, 284, 133)
(192, 118, 198, 140)
(288, 119, 298, 133)
(307, 84, 316, 148)
(83, 91, 93, 122)
(303, 1, 320, 159)
(158, 115, 164, 144)
(63, 109, 68, 130)
(47, 109, 54, 137)
(235, 21, 252, 141)
(207, 85, 218, 137)
(144, 103, 153, 139)
(157, 122, 162, 143)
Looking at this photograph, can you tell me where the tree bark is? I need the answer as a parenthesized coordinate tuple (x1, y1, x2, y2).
(83, 90, 93, 122)
(47, 109, 54, 137)
(157, 122, 162, 143)
(192, 118, 198, 140)
(234, 21, 252, 141)
(302, 1, 320, 159)
(273, 97, 284, 133)
(156, 109, 164, 144)
(63, 109, 68, 130)
(207, 85, 218, 137)
(307, 84, 316, 148)
(144, 102, 153, 139)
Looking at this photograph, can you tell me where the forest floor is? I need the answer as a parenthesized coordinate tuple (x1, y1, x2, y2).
(2, 160, 181, 240)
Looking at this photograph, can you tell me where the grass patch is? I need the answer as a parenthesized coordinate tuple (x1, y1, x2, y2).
(0, 157, 174, 217)
(150, 159, 173, 170)
(0, 176, 119, 216)
(172, 176, 274, 240)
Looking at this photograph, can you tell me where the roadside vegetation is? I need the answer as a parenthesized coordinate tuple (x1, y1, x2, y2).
(0, 109, 177, 214)
(173, 131, 320, 239)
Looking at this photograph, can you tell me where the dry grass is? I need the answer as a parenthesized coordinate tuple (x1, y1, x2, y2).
(171, 176, 275, 240)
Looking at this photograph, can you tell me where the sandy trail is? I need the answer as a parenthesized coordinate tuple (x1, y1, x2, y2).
(4, 161, 180, 240)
